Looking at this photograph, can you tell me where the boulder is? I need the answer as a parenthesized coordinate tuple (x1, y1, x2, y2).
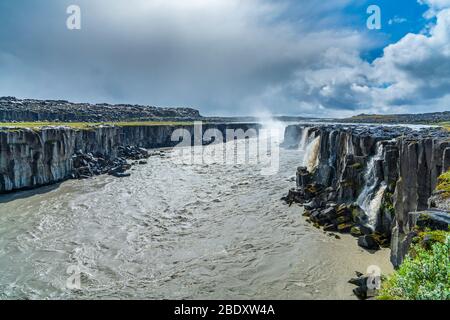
(310, 211, 322, 223)
(359, 224, 374, 236)
(358, 235, 380, 251)
(336, 204, 352, 218)
(412, 210, 450, 231)
(351, 205, 366, 224)
(323, 224, 337, 232)
(336, 215, 351, 224)
(304, 198, 321, 210)
(321, 207, 337, 219)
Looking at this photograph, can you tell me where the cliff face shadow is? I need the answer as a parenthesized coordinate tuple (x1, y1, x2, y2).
(0, 183, 62, 204)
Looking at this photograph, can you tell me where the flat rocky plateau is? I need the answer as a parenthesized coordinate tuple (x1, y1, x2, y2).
(0, 97, 201, 122)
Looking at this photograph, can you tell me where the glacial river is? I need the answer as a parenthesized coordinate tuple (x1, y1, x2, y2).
(0, 127, 392, 299)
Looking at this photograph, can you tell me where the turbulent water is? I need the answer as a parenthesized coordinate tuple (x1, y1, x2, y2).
(0, 129, 392, 300)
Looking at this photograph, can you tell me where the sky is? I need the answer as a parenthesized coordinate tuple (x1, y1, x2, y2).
(0, 0, 449, 117)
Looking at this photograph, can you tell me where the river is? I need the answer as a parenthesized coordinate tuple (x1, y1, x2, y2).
(0, 125, 392, 299)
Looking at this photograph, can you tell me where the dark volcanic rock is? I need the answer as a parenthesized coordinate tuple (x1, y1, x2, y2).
(71, 146, 149, 179)
(0, 123, 260, 193)
(337, 223, 353, 233)
(410, 210, 450, 231)
(390, 134, 450, 266)
(349, 270, 381, 300)
(283, 123, 450, 266)
(0, 96, 201, 122)
(358, 235, 380, 250)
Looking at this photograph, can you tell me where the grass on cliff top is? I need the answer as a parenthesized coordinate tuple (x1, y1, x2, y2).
(0, 121, 197, 130)
(440, 122, 450, 131)
(349, 114, 398, 121)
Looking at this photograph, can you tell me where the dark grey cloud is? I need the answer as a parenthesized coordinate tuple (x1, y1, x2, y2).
(0, 0, 371, 116)
(0, 0, 449, 117)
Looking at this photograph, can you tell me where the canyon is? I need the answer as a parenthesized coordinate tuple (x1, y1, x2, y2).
(0, 127, 392, 299)
(0, 117, 449, 299)
(0, 123, 260, 193)
(2, 121, 449, 268)
(283, 124, 450, 267)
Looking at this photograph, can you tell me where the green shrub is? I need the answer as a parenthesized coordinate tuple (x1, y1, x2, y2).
(379, 234, 450, 300)
(412, 230, 448, 250)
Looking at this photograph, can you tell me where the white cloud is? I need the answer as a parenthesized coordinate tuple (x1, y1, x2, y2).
(251, 4, 450, 116)
(367, 7, 450, 112)
(419, 0, 450, 18)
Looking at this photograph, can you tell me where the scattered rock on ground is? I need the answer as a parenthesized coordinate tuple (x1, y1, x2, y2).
(71, 145, 151, 180)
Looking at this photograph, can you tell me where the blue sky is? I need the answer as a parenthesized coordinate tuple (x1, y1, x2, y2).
(347, 0, 432, 59)
(350, 0, 428, 39)
(0, 0, 449, 117)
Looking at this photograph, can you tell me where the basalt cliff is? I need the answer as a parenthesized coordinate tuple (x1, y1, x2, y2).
(0, 123, 259, 193)
(283, 124, 450, 267)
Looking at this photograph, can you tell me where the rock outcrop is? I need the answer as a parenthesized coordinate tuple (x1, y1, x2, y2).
(0, 97, 201, 122)
(283, 124, 450, 267)
(71, 146, 150, 179)
(0, 123, 259, 193)
(389, 136, 450, 266)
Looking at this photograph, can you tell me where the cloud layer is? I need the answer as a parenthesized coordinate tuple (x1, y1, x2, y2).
(0, 0, 449, 116)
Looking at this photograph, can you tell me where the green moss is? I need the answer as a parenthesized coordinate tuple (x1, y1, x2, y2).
(412, 230, 449, 250)
(436, 170, 450, 199)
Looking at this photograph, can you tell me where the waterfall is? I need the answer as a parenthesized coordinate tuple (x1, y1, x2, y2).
(345, 134, 354, 155)
(357, 143, 386, 230)
(304, 136, 321, 172)
(366, 183, 387, 228)
(297, 127, 318, 172)
(298, 127, 310, 152)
